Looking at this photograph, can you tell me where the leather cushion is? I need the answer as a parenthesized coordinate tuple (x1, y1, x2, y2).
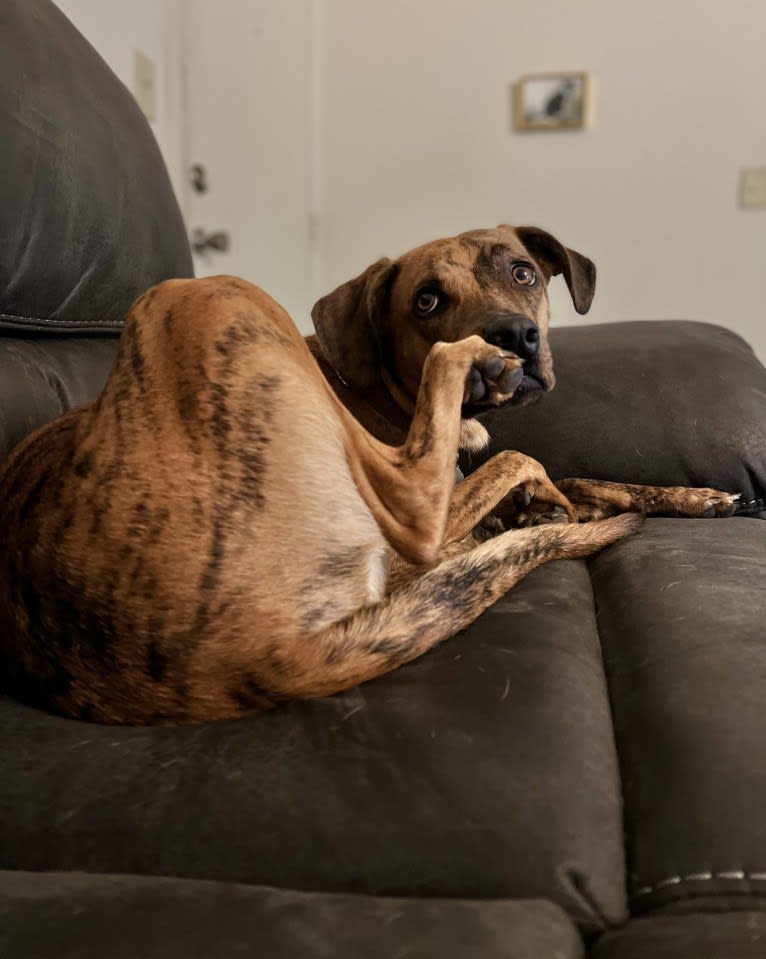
(0, 871, 583, 959)
(0, 556, 628, 936)
(590, 518, 766, 914)
(0, 336, 119, 461)
(0, 0, 192, 334)
(592, 912, 766, 959)
(464, 322, 766, 516)
(0, 515, 763, 929)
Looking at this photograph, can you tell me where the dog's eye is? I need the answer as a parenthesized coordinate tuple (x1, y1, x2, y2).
(511, 264, 537, 287)
(414, 289, 440, 315)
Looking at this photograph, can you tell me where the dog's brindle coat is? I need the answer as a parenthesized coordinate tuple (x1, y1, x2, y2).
(309, 225, 739, 524)
(0, 226, 735, 724)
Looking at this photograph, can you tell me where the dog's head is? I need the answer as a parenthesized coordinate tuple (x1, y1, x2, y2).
(312, 225, 595, 415)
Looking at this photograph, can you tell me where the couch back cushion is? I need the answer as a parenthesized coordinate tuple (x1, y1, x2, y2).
(0, 0, 193, 335)
(0, 0, 193, 461)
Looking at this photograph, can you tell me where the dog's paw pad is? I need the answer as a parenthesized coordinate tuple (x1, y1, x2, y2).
(704, 492, 740, 518)
(465, 366, 488, 403)
(477, 354, 506, 381)
(527, 505, 571, 526)
(510, 502, 573, 529)
(496, 366, 524, 394)
(545, 506, 572, 525)
(466, 353, 523, 405)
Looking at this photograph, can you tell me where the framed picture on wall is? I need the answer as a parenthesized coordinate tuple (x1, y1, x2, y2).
(513, 72, 593, 131)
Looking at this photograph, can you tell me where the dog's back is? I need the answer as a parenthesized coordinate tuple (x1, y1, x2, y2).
(0, 276, 387, 724)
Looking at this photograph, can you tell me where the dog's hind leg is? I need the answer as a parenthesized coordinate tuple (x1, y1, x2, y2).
(251, 512, 643, 703)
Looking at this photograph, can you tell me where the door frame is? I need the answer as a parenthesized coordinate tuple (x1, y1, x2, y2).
(163, 0, 323, 308)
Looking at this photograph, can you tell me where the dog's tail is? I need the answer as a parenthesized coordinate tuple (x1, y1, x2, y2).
(267, 513, 643, 701)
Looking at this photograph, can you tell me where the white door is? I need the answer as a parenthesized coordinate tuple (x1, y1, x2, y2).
(181, 0, 315, 331)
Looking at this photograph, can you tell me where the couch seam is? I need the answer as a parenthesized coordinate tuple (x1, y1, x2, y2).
(632, 870, 766, 897)
(1, 312, 121, 328)
(585, 557, 631, 926)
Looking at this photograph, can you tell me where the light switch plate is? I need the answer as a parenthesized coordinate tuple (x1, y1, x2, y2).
(739, 167, 766, 210)
(133, 49, 157, 121)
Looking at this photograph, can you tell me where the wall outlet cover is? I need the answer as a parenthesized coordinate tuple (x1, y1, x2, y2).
(133, 49, 157, 122)
(739, 167, 766, 210)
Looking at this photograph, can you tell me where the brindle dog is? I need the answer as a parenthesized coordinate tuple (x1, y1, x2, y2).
(310, 225, 739, 525)
(0, 225, 735, 725)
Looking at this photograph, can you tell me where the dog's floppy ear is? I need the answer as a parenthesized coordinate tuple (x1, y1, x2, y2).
(311, 258, 396, 388)
(504, 225, 596, 315)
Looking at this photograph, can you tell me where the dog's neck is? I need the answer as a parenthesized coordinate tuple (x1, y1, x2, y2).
(307, 335, 489, 453)
(378, 366, 489, 453)
(307, 335, 410, 446)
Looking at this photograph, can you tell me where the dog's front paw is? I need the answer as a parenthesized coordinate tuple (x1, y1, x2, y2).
(688, 489, 741, 518)
(464, 349, 523, 406)
(643, 487, 740, 519)
(516, 503, 572, 527)
(497, 482, 577, 528)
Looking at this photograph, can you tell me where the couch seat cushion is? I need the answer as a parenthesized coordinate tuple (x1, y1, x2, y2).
(591, 912, 766, 959)
(0, 554, 628, 934)
(0, 871, 583, 959)
(590, 518, 766, 914)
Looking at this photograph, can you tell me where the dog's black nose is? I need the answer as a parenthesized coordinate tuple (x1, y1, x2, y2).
(482, 314, 540, 360)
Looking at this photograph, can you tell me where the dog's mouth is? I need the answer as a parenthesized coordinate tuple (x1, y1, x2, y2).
(508, 372, 547, 406)
(461, 371, 547, 417)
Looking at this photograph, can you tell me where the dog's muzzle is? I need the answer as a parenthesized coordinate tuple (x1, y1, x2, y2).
(481, 314, 548, 405)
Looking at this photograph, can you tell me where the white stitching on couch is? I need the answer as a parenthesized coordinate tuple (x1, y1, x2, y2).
(632, 870, 766, 897)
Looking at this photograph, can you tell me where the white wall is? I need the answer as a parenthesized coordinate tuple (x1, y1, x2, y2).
(51, 1, 766, 357)
(54, 0, 185, 205)
(183, 0, 315, 326)
(319, 0, 766, 358)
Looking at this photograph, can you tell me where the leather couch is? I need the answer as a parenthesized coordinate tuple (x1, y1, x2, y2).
(1, 2, 765, 956)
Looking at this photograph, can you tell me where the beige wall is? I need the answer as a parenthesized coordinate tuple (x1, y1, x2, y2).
(54, 0, 184, 205)
(319, 0, 766, 358)
(52, 1, 766, 357)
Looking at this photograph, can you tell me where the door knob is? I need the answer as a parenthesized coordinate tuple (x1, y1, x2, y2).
(190, 163, 208, 193)
(191, 228, 230, 254)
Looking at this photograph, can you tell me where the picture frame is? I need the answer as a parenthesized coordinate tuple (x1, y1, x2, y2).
(513, 72, 592, 131)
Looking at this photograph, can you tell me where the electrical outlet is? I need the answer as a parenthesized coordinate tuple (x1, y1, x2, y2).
(133, 49, 156, 121)
(739, 167, 766, 210)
